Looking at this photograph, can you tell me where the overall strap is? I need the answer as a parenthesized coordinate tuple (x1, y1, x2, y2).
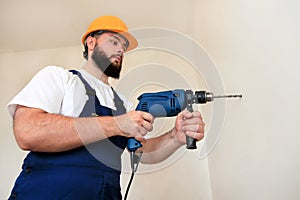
(69, 70, 96, 96)
(69, 70, 97, 117)
(111, 88, 127, 116)
(69, 70, 127, 116)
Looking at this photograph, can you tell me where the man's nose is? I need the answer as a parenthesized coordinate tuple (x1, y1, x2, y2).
(116, 46, 125, 55)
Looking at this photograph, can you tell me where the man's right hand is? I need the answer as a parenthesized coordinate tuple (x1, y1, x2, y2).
(114, 111, 154, 141)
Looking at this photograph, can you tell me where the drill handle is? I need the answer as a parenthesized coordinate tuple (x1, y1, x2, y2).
(127, 108, 143, 152)
(185, 93, 197, 149)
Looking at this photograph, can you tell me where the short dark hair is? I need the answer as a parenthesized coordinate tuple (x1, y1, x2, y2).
(82, 30, 104, 60)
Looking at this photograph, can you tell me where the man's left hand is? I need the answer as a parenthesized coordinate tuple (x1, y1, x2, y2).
(174, 110, 205, 145)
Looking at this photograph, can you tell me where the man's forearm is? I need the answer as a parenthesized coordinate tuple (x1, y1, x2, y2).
(138, 110, 205, 164)
(138, 128, 183, 164)
(13, 105, 121, 152)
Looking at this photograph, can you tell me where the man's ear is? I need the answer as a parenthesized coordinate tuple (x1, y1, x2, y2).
(86, 36, 97, 50)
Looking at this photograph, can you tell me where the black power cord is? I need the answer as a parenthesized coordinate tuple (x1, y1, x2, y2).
(124, 151, 143, 200)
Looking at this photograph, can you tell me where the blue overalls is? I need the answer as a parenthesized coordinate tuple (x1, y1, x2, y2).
(8, 70, 128, 200)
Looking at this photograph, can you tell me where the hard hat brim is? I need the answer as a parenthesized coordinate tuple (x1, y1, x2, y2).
(81, 29, 138, 52)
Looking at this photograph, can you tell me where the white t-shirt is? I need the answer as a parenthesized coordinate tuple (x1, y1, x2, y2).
(7, 66, 133, 118)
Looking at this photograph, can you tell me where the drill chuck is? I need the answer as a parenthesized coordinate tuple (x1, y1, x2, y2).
(194, 91, 242, 104)
(194, 91, 214, 103)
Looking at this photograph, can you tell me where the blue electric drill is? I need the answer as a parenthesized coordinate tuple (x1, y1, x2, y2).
(127, 89, 242, 151)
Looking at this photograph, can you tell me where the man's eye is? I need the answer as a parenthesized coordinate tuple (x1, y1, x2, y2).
(110, 39, 118, 46)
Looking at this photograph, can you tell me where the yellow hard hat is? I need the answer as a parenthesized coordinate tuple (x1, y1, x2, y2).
(82, 15, 138, 52)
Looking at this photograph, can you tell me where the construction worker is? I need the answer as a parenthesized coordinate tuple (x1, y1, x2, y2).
(7, 15, 205, 199)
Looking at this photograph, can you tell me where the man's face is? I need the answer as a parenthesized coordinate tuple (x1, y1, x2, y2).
(91, 33, 128, 79)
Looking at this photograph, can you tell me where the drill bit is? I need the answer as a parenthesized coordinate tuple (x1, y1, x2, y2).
(213, 94, 243, 99)
(193, 91, 242, 103)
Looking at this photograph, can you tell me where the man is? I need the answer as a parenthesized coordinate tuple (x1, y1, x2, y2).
(7, 15, 205, 200)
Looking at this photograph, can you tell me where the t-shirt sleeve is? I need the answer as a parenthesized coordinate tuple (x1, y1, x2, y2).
(7, 66, 67, 118)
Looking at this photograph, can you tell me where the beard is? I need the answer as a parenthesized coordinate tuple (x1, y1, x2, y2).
(91, 45, 123, 79)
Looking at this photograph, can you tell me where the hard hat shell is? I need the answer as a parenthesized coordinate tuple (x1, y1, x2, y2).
(82, 15, 138, 52)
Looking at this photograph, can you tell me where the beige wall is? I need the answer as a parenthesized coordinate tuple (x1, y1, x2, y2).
(1, 0, 300, 199)
(194, 0, 300, 200)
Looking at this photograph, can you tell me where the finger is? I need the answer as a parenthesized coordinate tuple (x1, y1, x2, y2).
(185, 131, 205, 141)
(191, 111, 202, 120)
(137, 126, 149, 137)
(177, 110, 191, 121)
(142, 112, 154, 124)
(141, 121, 153, 132)
(181, 110, 194, 119)
(182, 117, 205, 127)
(182, 123, 205, 132)
(134, 135, 145, 142)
